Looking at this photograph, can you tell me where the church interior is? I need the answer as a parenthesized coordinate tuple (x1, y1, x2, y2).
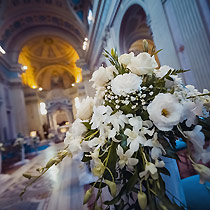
(0, 0, 209, 210)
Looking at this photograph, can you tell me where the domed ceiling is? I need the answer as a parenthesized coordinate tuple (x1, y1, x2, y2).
(19, 35, 82, 90)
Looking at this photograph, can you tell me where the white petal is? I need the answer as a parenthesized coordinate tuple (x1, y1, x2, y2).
(146, 162, 157, 174)
(151, 147, 162, 160)
(125, 149, 134, 158)
(139, 170, 147, 178)
(128, 158, 139, 166)
(129, 141, 139, 152)
(117, 145, 123, 157)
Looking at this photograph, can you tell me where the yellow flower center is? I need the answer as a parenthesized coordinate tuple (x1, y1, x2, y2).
(161, 108, 169, 117)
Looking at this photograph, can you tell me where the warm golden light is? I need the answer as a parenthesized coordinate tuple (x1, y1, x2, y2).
(30, 131, 37, 137)
(60, 128, 68, 133)
(18, 35, 82, 89)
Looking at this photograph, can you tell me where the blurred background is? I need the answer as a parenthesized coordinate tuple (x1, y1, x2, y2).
(0, 0, 209, 210)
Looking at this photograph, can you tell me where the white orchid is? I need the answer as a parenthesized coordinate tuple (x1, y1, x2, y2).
(67, 137, 82, 155)
(124, 129, 146, 152)
(116, 145, 138, 169)
(108, 111, 129, 133)
(70, 118, 87, 137)
(184, 125, 205, 160)
(87, 137, 106, 149)
(147, 93, 183, 131)
(91, 105, 112, 129)
(76, 96, 94, 120)
(139, 161, 158, 180)
(144, 133, 166, 160)
(128, 116, 142, 133)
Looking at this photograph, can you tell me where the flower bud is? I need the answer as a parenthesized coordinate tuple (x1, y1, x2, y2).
(193, 163, 210, 184)
(83, 188, 93, 204)
(92, 161, 105, 177)
(45, 158, 56, 168)
(23, 173, 32, 179)
(104, 179, 117, 197)
(138, 191, 147, 210)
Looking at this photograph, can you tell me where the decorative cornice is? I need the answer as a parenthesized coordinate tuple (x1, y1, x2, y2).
(0, 14, 83, 47)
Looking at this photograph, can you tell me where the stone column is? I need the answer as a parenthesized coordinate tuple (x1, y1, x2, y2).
(146, 0, 181, 69)
(76, 58, 96, 98)
(167, 0, 210, 91)
(9, 79, 28, 136)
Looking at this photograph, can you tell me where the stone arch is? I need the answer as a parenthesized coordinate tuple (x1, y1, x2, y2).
(119, 4, 152, 54)
(110, 0, 148, 53)
(4, 25, 85, 64)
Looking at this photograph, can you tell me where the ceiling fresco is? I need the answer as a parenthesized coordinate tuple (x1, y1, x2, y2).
(19, 35, 82, 90)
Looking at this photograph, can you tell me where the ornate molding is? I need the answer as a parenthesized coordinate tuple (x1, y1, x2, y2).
(0, 14, 83, 46)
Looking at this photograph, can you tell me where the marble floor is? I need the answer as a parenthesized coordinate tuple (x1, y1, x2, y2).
(0, 143, 90, 210)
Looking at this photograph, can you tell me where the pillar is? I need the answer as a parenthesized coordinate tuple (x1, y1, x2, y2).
(10, 79, 28, 136)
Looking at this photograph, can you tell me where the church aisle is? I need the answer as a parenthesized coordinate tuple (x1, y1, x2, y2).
(0, 143, 88, 210)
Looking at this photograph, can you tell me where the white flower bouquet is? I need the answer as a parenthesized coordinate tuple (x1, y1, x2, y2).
(21, 41, 210, 209)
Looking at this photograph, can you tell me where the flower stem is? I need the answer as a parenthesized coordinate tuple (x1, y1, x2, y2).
(106, 167, 115, 182)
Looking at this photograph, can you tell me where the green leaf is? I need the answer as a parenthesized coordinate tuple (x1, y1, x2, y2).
(114, 199, 124, 210)
(81, 152, 92, 162)
(104, 142, 118, 180)
(120, 104, 132, 115)
(153, 49, 163, 55)
(82, 121, 91, 130)
(90, 182, 106, 188)
(104, 193, 121, 205)
(125, 171, 138, 193)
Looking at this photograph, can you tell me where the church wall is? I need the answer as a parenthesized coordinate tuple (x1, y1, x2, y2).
(163, 0, 210, 91)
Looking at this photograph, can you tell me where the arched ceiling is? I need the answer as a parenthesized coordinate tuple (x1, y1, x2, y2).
(0, 0, 92, 57)
(19, 35, 82, 90)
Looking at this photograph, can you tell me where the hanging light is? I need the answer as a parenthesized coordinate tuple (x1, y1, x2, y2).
(22, 65, 28, 70)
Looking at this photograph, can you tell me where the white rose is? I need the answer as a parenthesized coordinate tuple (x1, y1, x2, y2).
(76, 96, 94, 120)
(147, 93, 183, 131)
(127, 52, 158, 75)
(111, 73, 142, 96)
(155, 65, 182, 88)
(155, 65, 173, 78)
(90, 66, 115, 88)
(118, 52, 134, 66)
